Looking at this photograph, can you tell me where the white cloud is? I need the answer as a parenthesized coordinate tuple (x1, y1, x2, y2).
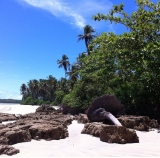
(18, 0, 113, 30)
(0, 90, 22, 100)
(21, 0, 86, 28)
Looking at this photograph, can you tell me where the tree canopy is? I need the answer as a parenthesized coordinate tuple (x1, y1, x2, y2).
(20, 0, 160, 122)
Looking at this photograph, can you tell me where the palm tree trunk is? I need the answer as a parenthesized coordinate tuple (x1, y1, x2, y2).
(85, 38, 89, 54)
(87, 108, 122, 126)
(104, 112, 122, 126)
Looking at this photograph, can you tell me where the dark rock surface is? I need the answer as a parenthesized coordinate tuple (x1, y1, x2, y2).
(1, 105, 159, 155)
(0, 113, 17, 122)
(76, 114, 159, 131)
(19, 112, 72, 126)
(81, 122, 139, 144)
(77, 114, 90, 124)
(73, 115, 79, 120)
(100, 125, 139, 144)
(0, 106, 72, 156)
(0, 145, 19, 156)
(81, 122, 102, 137)
(4, 129, 31, 145)
(118, 115, 159, 131)
(149, 119, 159, 128)
(0, 124, 6, 130)
(36, 105, 56, 113)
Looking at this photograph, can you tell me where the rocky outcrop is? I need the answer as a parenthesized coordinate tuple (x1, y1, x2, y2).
(81, 122, 102, 137)
(19, 112, 72, 126)
(0, 120, 68, 156)
(74, 114, 159, 131)
(100, 125, 139, 144)
(29, 123, 68, 140)
(0, 145, 19, 156)
(149, 119, 159, 128)
(4, 129, 31, 145)
(5, 117, 70, 140)
(77, 114, 90, 124)
(73, 115, 79, 120)
(0, 124, 6, 130)
(81, 122, 139, 144)
(36, 105, 56, 113)
(0, 107, 73, 156)
(0, 113, 17, 122)
(118, 115, 159, 131)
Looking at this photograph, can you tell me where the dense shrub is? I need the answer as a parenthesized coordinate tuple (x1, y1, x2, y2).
(53, 90, 65, 105)
(21, 97, 51, 105)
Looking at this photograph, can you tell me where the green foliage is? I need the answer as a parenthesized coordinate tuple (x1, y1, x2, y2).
(53, 90, 65, 105)
(62, 94, 80, 108)
(62, 82, 82, 108)
(21, 96, 51, 105)
(20, 76, 69, 105)
(62, 81, 88, 109)
(20, 0, 160, 121)
(62, 0, 160, 121)
(20, 96, 38, 105)
(88, 0, 160, 120)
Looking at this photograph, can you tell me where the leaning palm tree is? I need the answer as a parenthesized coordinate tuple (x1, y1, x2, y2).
(57, 54, 70, 79)
(78, 25, 96, 55)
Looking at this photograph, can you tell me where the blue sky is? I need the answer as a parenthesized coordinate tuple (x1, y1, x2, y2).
(0, 0, 157, 99)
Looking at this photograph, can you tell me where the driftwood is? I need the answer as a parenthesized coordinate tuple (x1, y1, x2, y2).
(86, 94, 125, 126)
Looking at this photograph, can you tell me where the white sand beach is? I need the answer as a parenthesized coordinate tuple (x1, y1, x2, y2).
(1, 104, 160, 157)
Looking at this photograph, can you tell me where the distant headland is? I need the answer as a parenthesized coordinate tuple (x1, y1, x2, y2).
(0, 99, 21, 104)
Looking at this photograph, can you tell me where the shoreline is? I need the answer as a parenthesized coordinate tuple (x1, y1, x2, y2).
(0, 104, 160, 157)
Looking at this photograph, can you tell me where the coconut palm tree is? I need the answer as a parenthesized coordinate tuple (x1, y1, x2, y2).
(27, 79, 39, 99)
(47, 75, 57, 102)
(66, 64, 79, 89)
(38, 79, 47, 100)
(57, 77, 69, 93)
(74, 52, 87, 70)
(32, 79, 39, 99)
(78, 25, 96, 55)
(27, 80, 34, 98)
(20, 83, 27, 100)
(57, 54, 70, 79)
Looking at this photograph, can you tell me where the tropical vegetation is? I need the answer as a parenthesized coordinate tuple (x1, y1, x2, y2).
(20, 0, 160, 122)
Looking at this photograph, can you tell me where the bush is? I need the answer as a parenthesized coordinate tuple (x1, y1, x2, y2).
(53, 90, 65, 105)
(62, 93, 80, 108)
(20, 96, 37, 105)
(20, 96, 51, 105)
